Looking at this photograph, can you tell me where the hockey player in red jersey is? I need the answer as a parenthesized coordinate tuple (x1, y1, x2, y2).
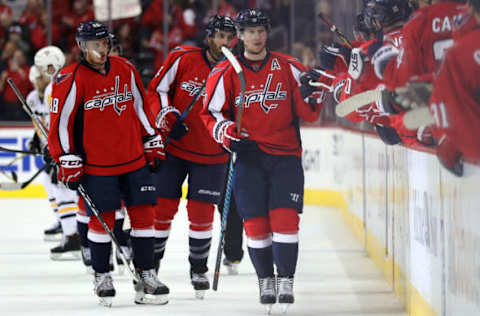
(427, 0, 480, 175)
(48, 21, 168, 306)
(201, 9, 322, 311)
(146, 15, 236, 299)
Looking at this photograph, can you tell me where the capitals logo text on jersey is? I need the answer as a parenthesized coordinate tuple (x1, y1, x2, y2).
(235, 73, 287, 114)
(180, 80, 206, 97)
(84, 75, 132, 116)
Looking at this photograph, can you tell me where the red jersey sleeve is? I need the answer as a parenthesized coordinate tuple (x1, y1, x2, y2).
(200, 61, 233, 144)
(48, 64, 83, 161)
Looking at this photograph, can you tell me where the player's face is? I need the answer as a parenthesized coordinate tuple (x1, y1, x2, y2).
(208, 30, 235, 60)
(85, 38, 109, 66)
(241, 26, 268, 56)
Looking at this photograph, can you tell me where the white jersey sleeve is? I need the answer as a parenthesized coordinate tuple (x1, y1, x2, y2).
(42, 82, 53, 129)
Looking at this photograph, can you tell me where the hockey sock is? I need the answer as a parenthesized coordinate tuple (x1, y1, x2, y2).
(272, 240, 298, 277)
(77, 221, 89, 248)
(270, 208, 300, 277)
(154, 197, 180, 267)
(154, 236, 169, 264)
(127, 204, 155, 270)
(113, 218, 129, 246)
(89, 240, 112, 273)
(247, 244, 274, 278)
(187, 200, 214, 274)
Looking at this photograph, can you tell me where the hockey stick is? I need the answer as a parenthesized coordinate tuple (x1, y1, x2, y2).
(335, 88, 382, 117)
(212, 47, 245, 291)
(403, 107, 434, 130)
(0, 145, 38, 155)
(0, 153, 30, 183)
(7, 78, 140, 282)
(0, 163, 49, 190)
(318, 13, 353, 49)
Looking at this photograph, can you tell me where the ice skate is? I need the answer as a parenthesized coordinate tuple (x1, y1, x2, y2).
(277, 276, 294, 313)
(50, 234, 81, 260)
(94, 272, 115, 307)
(258, 276, 276, 314)
(43, 221, 62, 241)
(134, 268, 169, 305)
(81, 246, 93, 274)
(223, 258, 240, 275)
(115, 245, 132, 275)
(191, 270, 210, 299)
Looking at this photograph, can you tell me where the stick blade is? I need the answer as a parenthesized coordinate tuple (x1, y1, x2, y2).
(403, 107, 434, 130)
(0, 182, 23, 191)
(335, 89, 382, 117)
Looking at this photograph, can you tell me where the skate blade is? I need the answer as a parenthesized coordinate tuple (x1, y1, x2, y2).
(263, 304, 273, 314)
(226, 266, 239, 275)
(280, 303, 292, 314)
(50, 251, 81, 261)
(98, 297, 113, 307)
(195, 290, 206, 300)
(134, 292, 168, 305)
(44, 235, 62, 242)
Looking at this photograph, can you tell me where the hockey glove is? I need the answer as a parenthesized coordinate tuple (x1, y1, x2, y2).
(156, 106, 189, 140)
(27, 133, 42, 154)
(318, 44, 351, 70)
(436, 137, 463, 177)
(57, 154, 84, 190)
(219, 121, 257, 153)
(143, 134, 166, 172)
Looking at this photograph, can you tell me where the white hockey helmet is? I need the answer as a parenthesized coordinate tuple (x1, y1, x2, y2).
(34, 46, 65, 78)
(28, 65, 41, 84)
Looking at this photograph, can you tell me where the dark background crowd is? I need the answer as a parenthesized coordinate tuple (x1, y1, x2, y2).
(0, 0, 364, 125)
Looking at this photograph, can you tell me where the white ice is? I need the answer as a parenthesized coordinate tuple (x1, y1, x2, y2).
(0, 199, 406, 316)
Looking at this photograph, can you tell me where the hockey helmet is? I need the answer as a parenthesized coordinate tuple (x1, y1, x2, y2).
(364, 0, 412, 29)
(469, 0, 480, 11)
(206, 15, 236, 37)
(75, 20, 111, 50)
(34, 45, 65, 77)
(28, 65, 41, 84)
(235, 8, 271, 31)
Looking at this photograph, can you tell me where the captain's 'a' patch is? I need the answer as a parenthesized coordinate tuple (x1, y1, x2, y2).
(271, 58, 281, 71)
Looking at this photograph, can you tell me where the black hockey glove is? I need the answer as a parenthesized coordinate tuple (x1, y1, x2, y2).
(169, 118, 189, 140)
(318, 44, 351, 70)
(375, 124, 402, 146)
(27, 133, 42, 154)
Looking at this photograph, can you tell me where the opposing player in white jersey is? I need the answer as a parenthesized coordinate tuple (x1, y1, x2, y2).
(28, 46, 81, 260)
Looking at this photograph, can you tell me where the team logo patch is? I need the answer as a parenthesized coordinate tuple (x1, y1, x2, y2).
(84, 75, 131, 116)
(55, 73, 72, 84)
(474, 50, 480, 66)
(180, 80, 206, 97)
(235, 73, 287, 114)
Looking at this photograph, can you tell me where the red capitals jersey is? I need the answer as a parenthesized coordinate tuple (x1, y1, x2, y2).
(429, 26, 480, 160)
(201, 52, 321, 157)
(383, 2, 465, 90)
(147, 46, 228, 164)
(49, 56, 157, 176)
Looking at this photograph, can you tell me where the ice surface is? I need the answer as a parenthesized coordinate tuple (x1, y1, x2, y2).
(0, 199, 406, 316)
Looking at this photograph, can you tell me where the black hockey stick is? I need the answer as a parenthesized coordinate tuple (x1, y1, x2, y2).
(7, 78, 140, 282)
(0, 145, 38, 155)
(212, 47, 245, 291)
(318, 13, 353, 49)
(0, 163, 49, 190)
(0, 152, 29, 183)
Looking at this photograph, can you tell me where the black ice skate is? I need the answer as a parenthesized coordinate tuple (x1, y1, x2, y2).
(190, 270, 210, 299)
(94, 272, 115, 307)
(258, 276, 276, 314)
(50, 234, 81, 261)
(134, 269, 169, 305)
(81, 246, 93, 274)
(277, 276, 294, 313)
(43, 221, 62, 241)
(223, 258, 241, 275)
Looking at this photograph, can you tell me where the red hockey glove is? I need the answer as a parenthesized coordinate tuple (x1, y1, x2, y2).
(57, 154, 83, 190)
(156, 106, 188, 140)
(219, 121, 257, 153)
(143, 134, 166, 171)
(436, 137, 463, 177)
